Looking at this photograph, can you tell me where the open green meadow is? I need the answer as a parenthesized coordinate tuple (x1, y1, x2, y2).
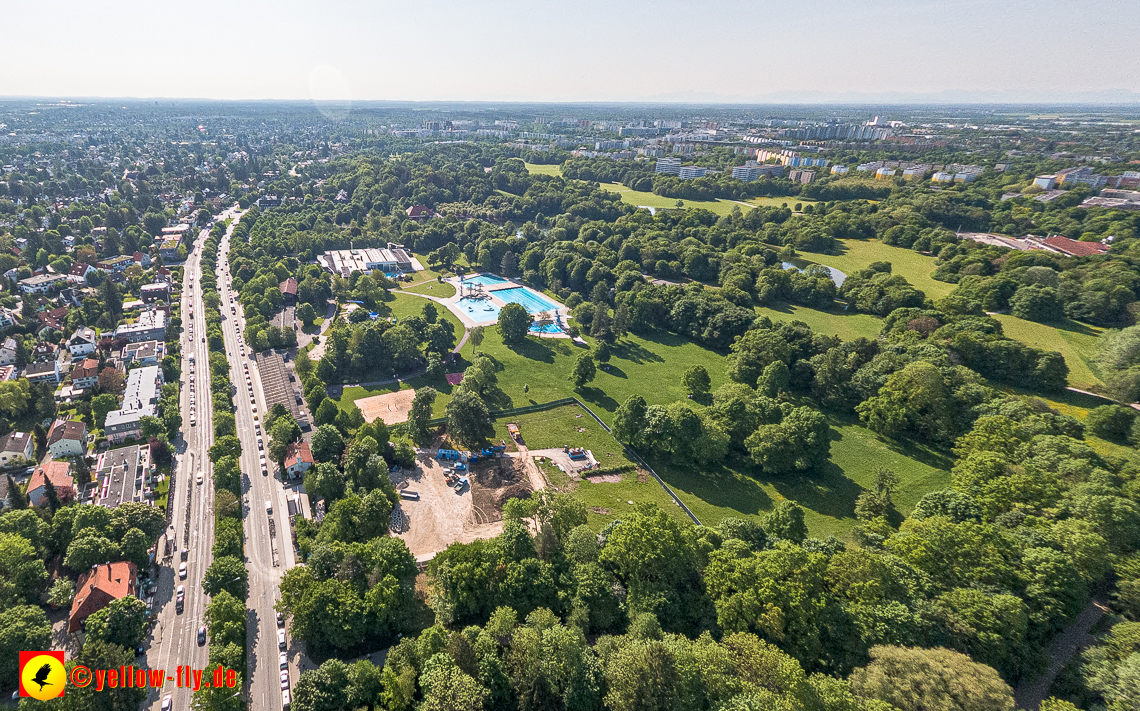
(597, 182, 748, 217)
(390, 292, 463, 334)
(652, 416, 950, 539)
(800, 239, 1106, 387)
(401, 280, 456, 299)
(807, 239, 954, 299)
(756, 304, 882, 342)
(990, 314, 1104, 389)
(523, 162, 562, 176)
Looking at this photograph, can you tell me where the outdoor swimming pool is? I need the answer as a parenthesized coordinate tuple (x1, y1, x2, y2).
(457, 297, 501, 321)
(495, 287, 560, 314)
(461, 273, 510, 287)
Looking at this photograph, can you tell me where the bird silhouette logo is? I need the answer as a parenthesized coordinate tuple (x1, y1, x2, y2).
(32, 663, 53, 690)
(19, 651, 65, 700)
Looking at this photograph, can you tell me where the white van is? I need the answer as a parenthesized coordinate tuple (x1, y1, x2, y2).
(282, 690, 290, 710)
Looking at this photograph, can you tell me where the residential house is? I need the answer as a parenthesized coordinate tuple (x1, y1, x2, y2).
(18, 273, 66, 294)
(27, 459, 73, 507)
(67, 327, 98, 357)
(47, 419, 87, 458)
(68, 262, 96, 283)
(0, 338, 16, 366)
(284, 441, 314, 478)
(31, 342, 59, 362)
(70, 358, 100, 390)
(405, 205, 432, 219)
(96, 444, 144, 508)
(96, 255, 134, 273)
(37, 306, 68, 331)
(122, 340, 164, 366)
(0, 307, 19, 328)
(158, 238, 181, 262)
(256, 195, 281, 208)
(279, 278, 298, 306)
(0, 365, 15, 382)
(0, 431, 34, 467)
(68, 561, 138, 633)
(104, 365, 163, 444)
(24, 359, 60, 384)
(131, 251, 152, 268)
(139, 282, 171, 303)
(114, 309, 167, 343)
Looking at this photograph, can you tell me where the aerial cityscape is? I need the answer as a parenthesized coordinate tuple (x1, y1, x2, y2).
(2, 3, 1140, 711)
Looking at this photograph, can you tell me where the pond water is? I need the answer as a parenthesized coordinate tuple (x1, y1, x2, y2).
(781, 261, 847, 287)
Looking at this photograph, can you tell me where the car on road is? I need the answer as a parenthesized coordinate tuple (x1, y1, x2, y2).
(176, 585, 185, 613)
(280, 671, 289, 689)
(282, 690, 290, 710)
(178, 562, 187, 579)
(161, 694, 171, 711)
(277, 611, 285, 628)
(279, 652, 288, 670)
(197, 626, 206, 645)
(196, 471, 203, 485)
(257, 439, 263, 450)
(277, 629, 286, 650)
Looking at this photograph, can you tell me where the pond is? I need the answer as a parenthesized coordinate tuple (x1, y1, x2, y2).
(782, 261, 847, 287)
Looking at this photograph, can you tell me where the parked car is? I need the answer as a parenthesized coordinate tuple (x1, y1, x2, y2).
(178, 562, 187, 579)
(197, 626, 206, 645)
(277, 629, 286, 650)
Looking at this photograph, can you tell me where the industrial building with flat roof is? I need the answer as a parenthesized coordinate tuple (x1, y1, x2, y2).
(316, 245, 419, 277)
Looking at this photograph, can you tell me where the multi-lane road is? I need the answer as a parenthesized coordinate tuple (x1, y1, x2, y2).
(142, 206, 299, 711)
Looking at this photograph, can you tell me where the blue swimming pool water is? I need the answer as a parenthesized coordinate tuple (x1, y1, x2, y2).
(457, 297, 501, 321)
(462, 273, 510, 287)
(495, 287, 560, 314)
(529, 323, 563, 333)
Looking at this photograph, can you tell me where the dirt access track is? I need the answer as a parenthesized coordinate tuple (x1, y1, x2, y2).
(392, 451, 531, 562)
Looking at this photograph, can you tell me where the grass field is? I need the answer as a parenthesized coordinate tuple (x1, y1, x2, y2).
(802, 240, 1106, 387)
(402, 280, 456, 299)
(597, 182, 749, 217)
(523, 162, 562, 176)
(651, 416, 951, 538)
(491, 406, 716, 529)
(757, 304, 882, 342)
(390, 292, 464, 334)
(807, 239, 954, 299)
(991, 315, 1104, 389)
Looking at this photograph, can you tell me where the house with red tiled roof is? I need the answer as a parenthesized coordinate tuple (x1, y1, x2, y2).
(70, 358, 100, 390)
(27, 459, 73, 507)
(68, 561, 137, 632)
(279, 277, 298, 306)
(405, 205, 433, 219)
(284, 441, 314, 478)
(1038, 235, 1110, 258)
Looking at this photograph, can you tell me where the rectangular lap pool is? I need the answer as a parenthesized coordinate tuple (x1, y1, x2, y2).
(495, 287, 560, 314)
(461, 273, 510, 287)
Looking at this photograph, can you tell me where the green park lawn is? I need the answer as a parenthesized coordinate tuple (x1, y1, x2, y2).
(597, 182, 747, 217)
(523, 162, 562, 177)
(756, 303, 883, 342)
(390, 292, 463, 334)
(807, 239, 954, 299)
(402, 280, 456, 299)
(990, 314, 1104, 389)
(800, 239, 1106, 388)
(490, 405, 703, 529)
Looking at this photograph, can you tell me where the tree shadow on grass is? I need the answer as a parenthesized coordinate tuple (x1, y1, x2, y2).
(599, 363, 628, 379)
(766, 461, 863, 521)
(1048, 317, 1100, 338)
(654, 460, 773, 517)
(612, 339, 665, 365)
(577, 386, 618, 413)
(505, 338, 560, 364)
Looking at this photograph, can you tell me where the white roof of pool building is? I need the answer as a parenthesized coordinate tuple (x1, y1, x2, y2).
(317, 246, 417, 276)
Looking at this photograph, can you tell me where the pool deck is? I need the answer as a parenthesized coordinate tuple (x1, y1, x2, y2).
(424, 275, 574, 337)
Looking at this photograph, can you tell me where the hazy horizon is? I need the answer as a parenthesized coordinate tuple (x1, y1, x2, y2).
(4, 0, 1138, 105)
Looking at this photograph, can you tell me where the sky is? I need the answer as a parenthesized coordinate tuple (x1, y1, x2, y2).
(3, 0, 1139, 104)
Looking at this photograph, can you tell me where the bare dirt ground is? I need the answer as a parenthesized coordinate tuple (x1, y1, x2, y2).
(469, 455, 533, 524)
(358, 388, 417, 425)
(391, 451, 505, 562)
